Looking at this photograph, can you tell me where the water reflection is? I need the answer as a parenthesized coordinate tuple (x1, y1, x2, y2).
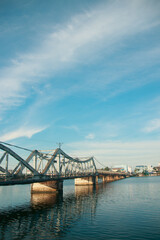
(1, 178, 160, 240)
(75, 185, 94, 196)
(0, 184, 101, 240)
(31, 193, 60, 207)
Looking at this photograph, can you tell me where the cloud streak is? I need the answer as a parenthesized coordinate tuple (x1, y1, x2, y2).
(0, 0, 160, 111)
(66, 140, 160, 168)
(85, 133, 95, 140)
(143, 119, 160, 133)
(0, 126, 47, 141)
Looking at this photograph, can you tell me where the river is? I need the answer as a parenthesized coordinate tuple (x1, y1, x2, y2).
(0, 176, 160, 240)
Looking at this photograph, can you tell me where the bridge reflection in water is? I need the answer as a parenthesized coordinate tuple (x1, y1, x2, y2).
(0, 183, 106, 240)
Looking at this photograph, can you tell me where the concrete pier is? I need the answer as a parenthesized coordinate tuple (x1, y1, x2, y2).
(75, 176, 97, 186)
(31, 180, 63, 193)
(75, 185, 94, 196)
(30, 173, 126, 193)
(100, 174, 125, 183)
(101, 175, 114, 182)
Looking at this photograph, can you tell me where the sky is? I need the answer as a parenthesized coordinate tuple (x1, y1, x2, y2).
(0, 0, 160, 169)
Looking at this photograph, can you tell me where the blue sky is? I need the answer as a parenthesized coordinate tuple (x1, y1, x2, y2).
(0, 0, 160, 168)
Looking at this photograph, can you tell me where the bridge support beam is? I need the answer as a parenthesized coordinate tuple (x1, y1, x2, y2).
(31, 180, 63, 193)
(114, 175, 119, 181)
(75, 176, 97, 186)
(101, 175, 114, 182)
(120, 175, 125, 179)
(100, 174, 126, 182)
(107, 175, 114, 182)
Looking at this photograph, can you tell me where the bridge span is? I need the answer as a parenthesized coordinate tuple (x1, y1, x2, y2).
(0, 143, 129, 192)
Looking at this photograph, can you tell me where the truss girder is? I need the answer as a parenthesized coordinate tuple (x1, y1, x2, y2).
(0, 166, 11, 175)
(60, 149, 94, 164)
(0, 144, 40, 176)
(12, 150, 36, 175)
(42, 148, 59, 175)
(0, 152, 7, 164)
(0, 144, 97, 178)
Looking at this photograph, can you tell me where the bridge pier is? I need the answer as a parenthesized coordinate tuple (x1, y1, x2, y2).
(120, 175, 125, 179)
(107, 175, 114, 182)
(114, 175, 119, 181)
(101, 175, 114, 182)
(75, 176, 97, 186)
(100, 174, 125, 182)
(31, 180, 63, 193)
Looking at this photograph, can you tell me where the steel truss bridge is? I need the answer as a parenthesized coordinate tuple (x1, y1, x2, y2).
(0, 143, 97, 185)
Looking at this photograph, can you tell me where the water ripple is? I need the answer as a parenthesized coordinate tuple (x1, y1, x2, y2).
(0, 177, 160, 239)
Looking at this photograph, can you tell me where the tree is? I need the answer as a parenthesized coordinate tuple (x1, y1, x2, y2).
(142, 170, 149, 176)
(104, 166, 110, 171)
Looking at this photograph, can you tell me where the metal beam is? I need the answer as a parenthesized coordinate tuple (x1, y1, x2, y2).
(0, 152, 7, 164)
(42, 148, 59, 175)
(59, 148, 93, 163)
(0, 144, 40, 176)
(13, 150, 37, 175)
(0, 166, 11, 176)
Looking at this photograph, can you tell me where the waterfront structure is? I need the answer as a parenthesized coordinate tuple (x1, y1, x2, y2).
(153, 166, 160, 172)
(128, 166, 132, 173)
(135, 165, 148, 173)
(147, 165, 153, 173)
(112, 167, 125, 172)
(134, 165, 154, 174)
(0, 143, 129, 192)
(112, 165, 131, 173)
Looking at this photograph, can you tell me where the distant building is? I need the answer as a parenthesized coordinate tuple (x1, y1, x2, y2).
(153, 166, 160, 172)
(147, 165, 153, 173)
(135, 165, 147, 173)
(128, 166, 132, 173)
(112, 167, 125, 172)
(112, 165, 131, 173)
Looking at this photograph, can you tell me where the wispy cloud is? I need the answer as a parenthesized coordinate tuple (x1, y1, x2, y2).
(0, 0, 160, 110)
(143, 119, 160, 133)
(62, 125, 79, 132)
(85, 133, 95, 140)
(66, 140, 160, 167)
(0, 126, 47, 141)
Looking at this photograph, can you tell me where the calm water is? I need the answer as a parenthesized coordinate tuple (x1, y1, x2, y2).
(0, 176, 160, 240)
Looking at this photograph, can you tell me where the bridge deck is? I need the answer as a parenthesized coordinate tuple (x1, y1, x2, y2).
(0, 174, 96, 186)
(0, 171, 130, 186)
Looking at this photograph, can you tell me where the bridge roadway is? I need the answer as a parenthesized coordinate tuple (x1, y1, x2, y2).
(0, 170, 129, 186)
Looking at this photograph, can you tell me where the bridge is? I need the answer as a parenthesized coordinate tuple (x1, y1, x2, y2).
(0, 143, 129, 192)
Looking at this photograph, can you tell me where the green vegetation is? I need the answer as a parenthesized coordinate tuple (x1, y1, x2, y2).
(101, 167, 110, 171)
(142, 170, 149, 176)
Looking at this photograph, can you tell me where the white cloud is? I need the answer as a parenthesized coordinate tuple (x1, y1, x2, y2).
(66, 140, 160, 168)
(85, 133, 95, 140)
(0, 0, 160, 110)
(0, 126, 47, 141)
(62, 125, 79, 132)
(143, 119, 160, 133)
(94, 121, 120, 138)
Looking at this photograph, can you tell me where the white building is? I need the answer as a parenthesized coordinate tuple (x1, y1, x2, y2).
(112, 165, 131, 173)
(135, 165, 148, 173)
(128, 166, 132, 173)
(147, 165, 153, 173)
